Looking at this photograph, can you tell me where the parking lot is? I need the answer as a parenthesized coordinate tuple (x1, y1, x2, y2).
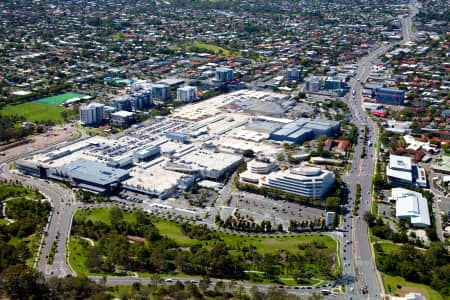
(221, 191, 326, 230)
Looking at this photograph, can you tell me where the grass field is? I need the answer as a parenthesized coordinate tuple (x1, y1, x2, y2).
(378, 242, 401, 254)
(0, 102, 66, 123)
(75, 208, 336, 255)
(71, 208, 339, 282)
(35, 92, 85, 106)
(179, 41, 240, 57)
(69, 237, 90, 274)
(383, 274, 443, 300)
(75, 207, 136, 225)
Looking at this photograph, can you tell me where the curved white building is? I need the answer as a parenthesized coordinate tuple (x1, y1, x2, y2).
(260, 166, 335, 199)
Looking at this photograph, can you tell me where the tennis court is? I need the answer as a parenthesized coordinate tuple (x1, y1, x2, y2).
(35, 93, 85, 106)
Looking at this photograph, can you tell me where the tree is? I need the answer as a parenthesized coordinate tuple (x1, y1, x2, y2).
(333, 214, 339, 228)
(325, 196, 340, 211)
(150, 274, 161, 288)
(0, 264, 49, 299)
(363, 211, 376, 227)
(199, 276, 211, 291)
(243, 149, 254, 158)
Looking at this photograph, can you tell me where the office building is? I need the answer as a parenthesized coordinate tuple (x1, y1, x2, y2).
(260, 166, 335, 199)
(305, 77, 321, 93)
(215, 68, 234, 82)
(389, 188, 430, 227)
(375, 88, 405, 105)
(131, 89, 152, 111)
(152, 84, 171, 101)
(177, 86, 198, 102)
(111, 111, 135, 126)
(386, 155, 413, 186)
(80, 102, 104, 125)
(269, 117, 340, 144)
(324, 76, 345, 90)
(113, 96, 132, 111)
(286, 69, 302, 81)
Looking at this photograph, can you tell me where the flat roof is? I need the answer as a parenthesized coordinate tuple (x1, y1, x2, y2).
(389, 155, 412, 171)
(55, 158, 129, 185)
(180, 149, 242, 171)
(432, 155, 450, 173)
(124, 164, 191, 194)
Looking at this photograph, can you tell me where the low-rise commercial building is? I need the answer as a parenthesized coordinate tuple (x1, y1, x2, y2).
(386, 155, 427, 187)
(111, 111, 135, 126)
(389, 188, 430, 228)
(165, 149, 243, 180)
(240, 155, 278, 184)
(431, 155, 450, 174)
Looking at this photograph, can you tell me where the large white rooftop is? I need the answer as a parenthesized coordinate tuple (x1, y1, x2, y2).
(389, 155, 412, 171)
(390, 188, 430, 227)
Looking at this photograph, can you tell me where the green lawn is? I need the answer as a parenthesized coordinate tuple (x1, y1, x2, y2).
(0, 218, 10, 225)
(35, 93, 85, 106)
(181, 41, 240, 57)
(75, 207, 135, 225)
(69, 237, 90, 274)
(378, 242, 400, 254)
(0, 102, 66, 123)
(75, 208, 336, 256)
(383, 274, 443, 300)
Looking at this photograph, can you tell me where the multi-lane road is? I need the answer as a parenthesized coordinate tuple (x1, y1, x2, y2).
(338, 2, 419, 299)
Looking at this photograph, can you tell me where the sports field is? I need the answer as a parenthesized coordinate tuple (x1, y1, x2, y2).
(35, 92, 85, 106)
(0, 102, 66, 123)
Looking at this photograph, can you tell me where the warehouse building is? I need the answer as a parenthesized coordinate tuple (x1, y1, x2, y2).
(269, 118, 340, 144)
(260, 166, 335, 199)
